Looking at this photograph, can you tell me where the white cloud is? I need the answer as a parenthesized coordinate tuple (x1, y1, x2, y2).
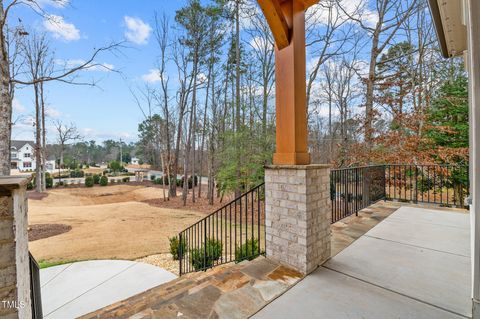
(141, 69, 161, 83)
(43, 15, 80, 42)
(124, 16, 152, 45)
(307, 0, 378, 28)
(45, 106, 61, 118)
(56, 59, 114, 72)
(81, 127, 134, 142)
(37, 0, 69, 8)
(12, 99, 27, 114)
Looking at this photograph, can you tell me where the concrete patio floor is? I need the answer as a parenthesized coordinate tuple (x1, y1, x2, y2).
(40, 260, 176, 319)
(253, 206, 471, 319)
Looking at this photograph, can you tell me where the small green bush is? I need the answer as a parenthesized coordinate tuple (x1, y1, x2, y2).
(190, 238, 223, 271)
(85, 176, 94, 187)
(122, 177, 130, 183)
(100, 176, 108, 186)
(235, 239, 260, 262)
(93, 174, 100, 184)
(150, 175, 156, 181)
(46, 177, 53, 189)
(169, 236, 186, 260)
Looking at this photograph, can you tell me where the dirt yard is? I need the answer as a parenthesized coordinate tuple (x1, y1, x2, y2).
(28, 185, 205, 263)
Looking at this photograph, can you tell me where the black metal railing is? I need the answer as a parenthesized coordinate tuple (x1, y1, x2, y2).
(330, 166, 386, 223)
(29, 252, 43, 319)
(331, 164, 470, 223)
(178, 183, 265, 275)
(385, 164, 469, 208)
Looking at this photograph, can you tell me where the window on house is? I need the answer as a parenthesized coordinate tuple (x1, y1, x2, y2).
(24, 153, 31, 158)
(23, 162, 32, 168)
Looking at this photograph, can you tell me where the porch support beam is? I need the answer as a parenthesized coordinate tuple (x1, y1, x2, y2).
(263, 0, 315, 165)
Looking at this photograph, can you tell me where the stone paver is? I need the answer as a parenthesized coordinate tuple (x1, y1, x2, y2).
(81, 257, 303, 319)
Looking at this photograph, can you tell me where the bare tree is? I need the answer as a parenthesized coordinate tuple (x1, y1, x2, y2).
(54, 120, 81, 168)
(0, 0, 123, 176)
(153, 13, 175, 198)
(21, 31, 53, 191)
(339, 0, 418, 154)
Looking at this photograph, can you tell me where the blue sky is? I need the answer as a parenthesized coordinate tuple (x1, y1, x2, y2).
(11, 0, 189, 143)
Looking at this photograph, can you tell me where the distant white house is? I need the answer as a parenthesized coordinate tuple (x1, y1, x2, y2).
(131, 157, 140, 165)
(11, 141, 35, 172)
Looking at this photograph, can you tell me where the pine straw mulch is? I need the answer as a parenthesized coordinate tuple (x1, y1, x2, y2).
(142, 187, 235, 214)
(28, 224, 72, 241)
(27, 191, 49, 201)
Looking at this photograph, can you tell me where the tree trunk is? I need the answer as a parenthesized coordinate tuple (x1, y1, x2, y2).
(364, 29, 380, 155)
(234, 0, 241, 197)
(0, 2, 12, 176)
(183, 50, 199, 205)
(41, 82, 47, 191)
(34, 83, 42, 192)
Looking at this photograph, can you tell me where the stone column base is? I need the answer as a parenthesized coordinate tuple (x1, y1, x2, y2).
(265, 165, 331, 275)
(0, 176, 32, 319)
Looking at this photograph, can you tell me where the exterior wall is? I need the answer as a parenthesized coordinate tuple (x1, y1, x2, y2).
(467, 0, 480, 317)
(0, 179, 32, 319)
(265, 165, 331, 275)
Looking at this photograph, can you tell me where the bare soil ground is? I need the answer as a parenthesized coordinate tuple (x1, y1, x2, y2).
(28, 184, 206, 263)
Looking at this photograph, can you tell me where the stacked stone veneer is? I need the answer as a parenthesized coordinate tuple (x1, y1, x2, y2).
(0, 177, 32, 319)
(265, 165, 331, 275)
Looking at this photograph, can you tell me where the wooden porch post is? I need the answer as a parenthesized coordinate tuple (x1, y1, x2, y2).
(257, 0, 316, 165)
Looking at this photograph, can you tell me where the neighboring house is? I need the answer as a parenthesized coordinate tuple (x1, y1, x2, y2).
(10, 140, 35, 172)
(131, 157, 140, 165)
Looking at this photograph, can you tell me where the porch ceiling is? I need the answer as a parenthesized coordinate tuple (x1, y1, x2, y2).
(428, 0, 467, 58)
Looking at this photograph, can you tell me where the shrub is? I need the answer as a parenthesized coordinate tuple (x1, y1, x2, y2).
(235, 239, 260, 262)
(190, 238, 222, 270)
(122, 177, 130, 183)
(100, 176, 108, 186)
(27, 181, 34, 190)
(70, 169, 85, 178)
(46, 177, 53, 189)
(150, 175, 156, 181)
(55, 181, 64, 187)
(85, 176, 94, 187)
(93, 174, 100, 184)
(169, 236, 186, 260)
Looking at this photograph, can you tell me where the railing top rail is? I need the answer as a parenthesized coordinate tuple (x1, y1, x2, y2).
(331, 165, 386, 171)
(384, 163, 468, 167)
(332, 164, 468, 171)
(179, 182, 265, 235)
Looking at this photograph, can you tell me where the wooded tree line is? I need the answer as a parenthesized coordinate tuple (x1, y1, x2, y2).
(134, 0, 468, 205)
(0, 0, 468, 204)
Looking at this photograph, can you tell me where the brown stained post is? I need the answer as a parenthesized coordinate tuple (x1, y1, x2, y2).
(257, 0, 316, 165)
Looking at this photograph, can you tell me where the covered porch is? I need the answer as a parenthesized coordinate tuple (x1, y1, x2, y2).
(81, 201, 470, 318)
